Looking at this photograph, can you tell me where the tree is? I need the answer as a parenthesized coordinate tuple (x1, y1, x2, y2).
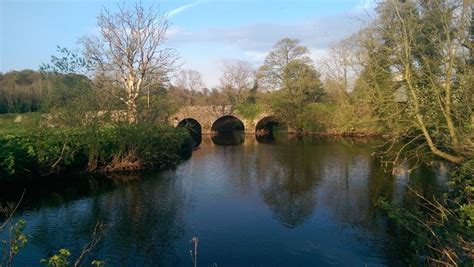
(82, 2, 178, 123)
(257, 38, 324, 130)
(40, 46, 93, 76)
(175, 69, 205, 92)
(367, 0, 473, 163)
(258, 38, 312, 90)
(39, 46, 119, 126)
(0, 70, 45, 113)
(269, 61, 325, 131)
(283, 61, 324, 102)
(320, 35, 363, 94)
(174, 69, 205, 105)
(219, 60, 256, 105)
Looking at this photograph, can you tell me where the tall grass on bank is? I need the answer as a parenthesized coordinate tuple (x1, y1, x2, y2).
(0, 124, 192, 179)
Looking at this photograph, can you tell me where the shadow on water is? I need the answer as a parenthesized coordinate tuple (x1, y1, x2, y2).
(211, 131, 245, 146)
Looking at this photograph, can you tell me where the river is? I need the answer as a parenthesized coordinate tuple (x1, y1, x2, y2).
(0, 133, 447, 266)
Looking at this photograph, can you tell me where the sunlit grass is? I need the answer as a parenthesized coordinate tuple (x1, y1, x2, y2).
(0, 112, 43, 134)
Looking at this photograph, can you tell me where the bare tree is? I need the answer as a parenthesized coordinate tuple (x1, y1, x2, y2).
(320, 35, 362, 93)
(219, 60, 256, 105)
(174, 69, 205, 105)
(175, 69, 205, 91)
(82, 2, 179, 123)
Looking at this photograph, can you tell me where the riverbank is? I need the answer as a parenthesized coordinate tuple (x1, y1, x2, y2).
(289, 130, 383, 138)
(0, 123, 192, 180)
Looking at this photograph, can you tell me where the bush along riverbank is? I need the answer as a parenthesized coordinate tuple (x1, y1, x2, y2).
(379, 160, 474, 265)
(0, 124, 192, 179)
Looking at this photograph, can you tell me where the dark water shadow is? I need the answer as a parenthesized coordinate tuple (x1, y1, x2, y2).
(177, 118, 202, 148)
(211, 131, 245, 146)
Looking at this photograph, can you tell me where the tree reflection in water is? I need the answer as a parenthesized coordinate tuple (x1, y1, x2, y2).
(0, 136, 446, 266)
(11, 173, 187, 266)
(254, 137, 439, 230)
(256, 137, 321, 228)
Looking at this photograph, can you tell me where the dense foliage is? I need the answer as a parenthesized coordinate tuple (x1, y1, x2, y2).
(0, 124, 191, 179)
(380, 160, 473, 265)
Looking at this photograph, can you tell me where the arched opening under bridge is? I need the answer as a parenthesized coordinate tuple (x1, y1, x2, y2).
(255, 116, 285, 143)
(177, 118, 202, 148)
(211, 115, 245, 146)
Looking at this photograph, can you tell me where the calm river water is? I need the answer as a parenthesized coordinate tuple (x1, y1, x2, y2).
(1, 134, 448, 266)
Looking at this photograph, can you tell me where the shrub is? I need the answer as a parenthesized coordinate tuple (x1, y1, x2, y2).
(379, 160, 474, 265)
(0, 124, 192, 179)
(235, 103, 263, 120)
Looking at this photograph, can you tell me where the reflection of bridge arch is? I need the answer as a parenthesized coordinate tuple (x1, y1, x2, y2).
(177, 118, 202, 147)
(171, 105, 274, 134)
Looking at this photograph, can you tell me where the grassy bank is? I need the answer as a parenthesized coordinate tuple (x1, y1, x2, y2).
(0, 123, 192, 179)
(0, 112, 43, 134)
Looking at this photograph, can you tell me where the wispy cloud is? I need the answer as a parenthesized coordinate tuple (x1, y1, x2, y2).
(166, 0, 375, 87)
(169, 14, 363, 52)
(168, 1, 201, 18)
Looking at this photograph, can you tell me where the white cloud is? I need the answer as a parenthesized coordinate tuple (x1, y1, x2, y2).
(168, 1, 201, 18)
(168, 4, 376, 88)
(168, 13, 365, 52)
(309, 47, 330, 63)
(243, 51, 268, 65)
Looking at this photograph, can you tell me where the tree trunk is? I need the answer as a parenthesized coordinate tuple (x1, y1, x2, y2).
(126, 99, 137, 124)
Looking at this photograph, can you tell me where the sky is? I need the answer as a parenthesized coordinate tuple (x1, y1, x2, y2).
(0, 0, 375, 87)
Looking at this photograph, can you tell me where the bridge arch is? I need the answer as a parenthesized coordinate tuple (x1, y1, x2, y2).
(255, 116, 285, 143)
(211, 115, 245, 133)
(210, 115, 245, 146)
(177, 118, 202, 147)
(256, 116, 280, 132)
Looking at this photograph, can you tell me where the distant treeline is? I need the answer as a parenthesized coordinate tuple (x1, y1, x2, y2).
(0, 69, 249, 117)
(0, 70, 92, 114)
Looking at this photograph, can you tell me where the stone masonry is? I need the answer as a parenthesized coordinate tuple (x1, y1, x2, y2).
(170, 105, 273, 134)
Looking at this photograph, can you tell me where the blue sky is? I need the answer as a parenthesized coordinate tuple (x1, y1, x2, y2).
(1, 0, 375, 87)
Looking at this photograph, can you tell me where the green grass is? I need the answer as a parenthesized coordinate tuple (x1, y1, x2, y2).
(0, 112, 44, 134)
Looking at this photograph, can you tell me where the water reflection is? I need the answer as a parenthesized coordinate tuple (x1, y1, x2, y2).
(255, 132, 276, 143)
(211, 131, 245, 146)
(0, 136, 446, 266)
(3, 173, 187, 266)
(255, 137, 321, 228)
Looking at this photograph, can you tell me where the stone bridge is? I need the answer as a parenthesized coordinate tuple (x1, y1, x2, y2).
(170, 105, 275, 134)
